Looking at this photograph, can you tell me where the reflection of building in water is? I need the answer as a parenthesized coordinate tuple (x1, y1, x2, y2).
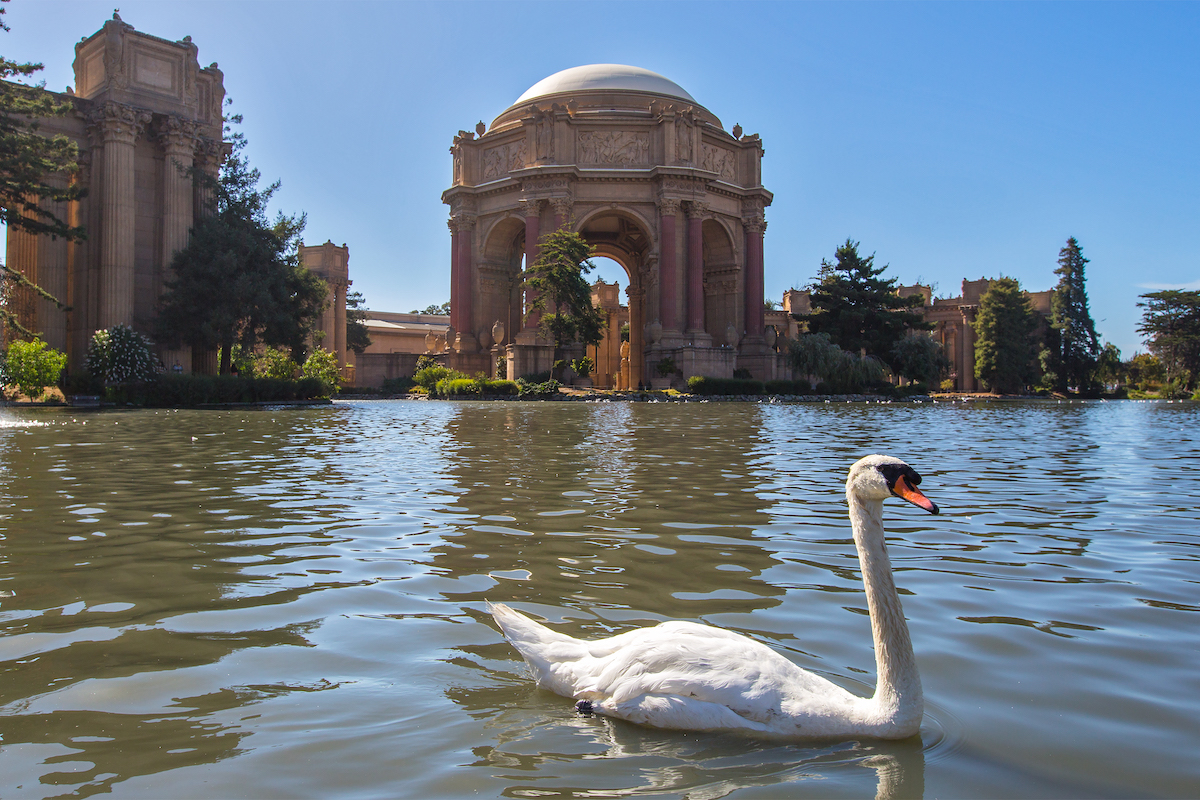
(426, 404, 784, 625)
(766, 278, 1053, 392)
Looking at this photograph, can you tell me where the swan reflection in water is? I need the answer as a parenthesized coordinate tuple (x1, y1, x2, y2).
(448, 672, 926, 800)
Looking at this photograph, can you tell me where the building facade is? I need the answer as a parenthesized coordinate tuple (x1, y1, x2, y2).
(4, 13, 228, 372)
(442, 65, 777, 387)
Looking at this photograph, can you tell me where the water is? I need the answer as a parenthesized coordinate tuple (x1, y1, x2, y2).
(0, 399, 1197, 799)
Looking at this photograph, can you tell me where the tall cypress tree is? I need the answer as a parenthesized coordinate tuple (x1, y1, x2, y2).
(796, 239, 929, 371)
(1047, 237, 1101, 393)
(973, 276, 1038, 394)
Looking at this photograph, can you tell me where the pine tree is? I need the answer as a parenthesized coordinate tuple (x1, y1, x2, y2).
(523, 227, 606, 355)
(1047, 237, 1101, 393)
(973, 276, 1038, 394)
(0, 0, 86, 334)
(346, 290, 371, 355)
(156, 128, 327, 374)
(1137, 289, 1200, 389)
(796, 239, 930, 371)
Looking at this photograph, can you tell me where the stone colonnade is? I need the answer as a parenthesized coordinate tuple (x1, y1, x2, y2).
(3, 14, 227, 373)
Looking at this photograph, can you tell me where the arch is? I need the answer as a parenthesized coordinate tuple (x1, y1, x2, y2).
(702, 217, 739, 344)
(479, 216, 527, 348)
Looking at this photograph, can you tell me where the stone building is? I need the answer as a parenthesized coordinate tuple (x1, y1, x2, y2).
(298, 240, 351, 379)
(3, 13, 228, 372)
(442, 64, 777, 387)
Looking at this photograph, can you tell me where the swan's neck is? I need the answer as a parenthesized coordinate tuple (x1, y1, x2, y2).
(847, 491, 923, 730)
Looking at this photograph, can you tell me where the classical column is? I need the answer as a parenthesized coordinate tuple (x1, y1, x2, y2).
(628, 283, 645, 388)
(522, 199, 542, 331)
(658, 198, 679, 332)
(38, 178, 70, 352)
(4, 217, 38, 344)
(454, 214, 476, 350)
(448, 218, 461, 336)
(191, 136, 224, 374)
(158, 117, 197, 275)
(686, 201, 706, 334)
(742, 212, 766, 339)
(90, 102, 151, 330)
(157, 116, 197, 371)
(334, 280, 347, 369)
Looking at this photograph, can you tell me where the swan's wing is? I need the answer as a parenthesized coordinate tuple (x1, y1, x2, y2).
(575, 622, 855, 727)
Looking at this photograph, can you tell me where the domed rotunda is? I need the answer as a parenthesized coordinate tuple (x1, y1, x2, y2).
(442, 64, 775, 386)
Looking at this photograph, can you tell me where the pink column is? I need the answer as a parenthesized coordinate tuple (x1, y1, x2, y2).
(658, 200, 678, 331)
(457, 220, 474, 343)
(686, 204, 705, 332)
(448, 220, 461, 334)
(524, 203, 541, 330)
(743, 217, 765, 338)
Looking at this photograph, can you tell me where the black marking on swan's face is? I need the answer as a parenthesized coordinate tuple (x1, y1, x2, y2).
(877, 462, 923, 493)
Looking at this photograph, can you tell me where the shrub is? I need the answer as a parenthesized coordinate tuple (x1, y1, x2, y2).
(572, 356, 594, 378)
(436, 377, 481, 397)
(687, 376, 765, 396)
(87, 325, 161, 384)
(256, 347, 300, 380)
(381, 376, 416, 394)
(302, 348, 340, 393)
(516, 377, 560, 397)
(414, 364, 468, 390)
(480, 379, 519, 396)
(733, 367, 753, 380)
(4, 339, 67, 399)
(939, 378, 955, 392)
(520, 370, 551, 383)
(656, 357, 677, 378)
(414, 354, 441, 373)
(764, 379, 811, 395)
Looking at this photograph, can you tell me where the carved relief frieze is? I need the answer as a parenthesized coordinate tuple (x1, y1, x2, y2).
(701, 144, 736, 180)
(483, 138, 528, 180)
(533, 106, 555, 161)
(577, 130, 649, 167)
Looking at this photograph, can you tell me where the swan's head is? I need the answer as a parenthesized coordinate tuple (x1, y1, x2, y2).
(848, 455, 939, 514)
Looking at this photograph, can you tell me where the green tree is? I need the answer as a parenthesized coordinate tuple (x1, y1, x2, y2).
(1137, 289, 1200, 388)
(346, 290, 371, 354)
(795, 239, 930, 370)
(4, 337, 65, 398)
(890, 333, 949, 387)
(0, 0, 86, 335)
(523, 227, 606, 355)
(1046, 237, 1101, 393)
(973, 276, 1039, 394)
(787, 331, 885, 393)
(156, 125, 327, 374)
(1095, 342, 1123, 391)
(410, 301, 450, 315)
(254, 347, 300, 380)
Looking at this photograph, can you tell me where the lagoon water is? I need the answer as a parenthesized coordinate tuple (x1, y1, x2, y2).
(0, 399, 1197, 799)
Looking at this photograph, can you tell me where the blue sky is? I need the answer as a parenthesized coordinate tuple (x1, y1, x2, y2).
(5, 0, 1198, 357)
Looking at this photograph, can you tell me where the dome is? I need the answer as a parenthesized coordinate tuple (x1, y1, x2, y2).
(512, 64, 697, 106)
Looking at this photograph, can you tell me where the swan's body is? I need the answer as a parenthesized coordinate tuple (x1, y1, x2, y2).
(490, 455, 939, 740)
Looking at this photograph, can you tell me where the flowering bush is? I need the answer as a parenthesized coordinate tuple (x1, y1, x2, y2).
(87, 325, 162, 384)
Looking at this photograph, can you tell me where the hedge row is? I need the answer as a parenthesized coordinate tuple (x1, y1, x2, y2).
(434, 377, 520, 397)
(101, 374, 333, 406)
(687, 376, 767, 396)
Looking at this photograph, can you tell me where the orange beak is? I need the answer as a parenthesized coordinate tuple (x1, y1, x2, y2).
(893, 474, 939, 515)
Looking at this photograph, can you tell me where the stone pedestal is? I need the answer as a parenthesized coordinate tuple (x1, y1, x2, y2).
(506, 340, 555, 380)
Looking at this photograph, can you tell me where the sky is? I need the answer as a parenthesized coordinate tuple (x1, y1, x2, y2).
(4, 0, 1198, 357)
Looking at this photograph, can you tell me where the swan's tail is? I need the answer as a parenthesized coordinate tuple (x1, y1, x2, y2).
(488, 603, 590, 697)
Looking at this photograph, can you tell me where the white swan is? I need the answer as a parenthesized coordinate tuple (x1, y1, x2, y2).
(490, 454, 939, 740)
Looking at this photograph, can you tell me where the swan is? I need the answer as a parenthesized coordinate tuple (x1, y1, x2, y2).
(489, 454, 939, 740)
